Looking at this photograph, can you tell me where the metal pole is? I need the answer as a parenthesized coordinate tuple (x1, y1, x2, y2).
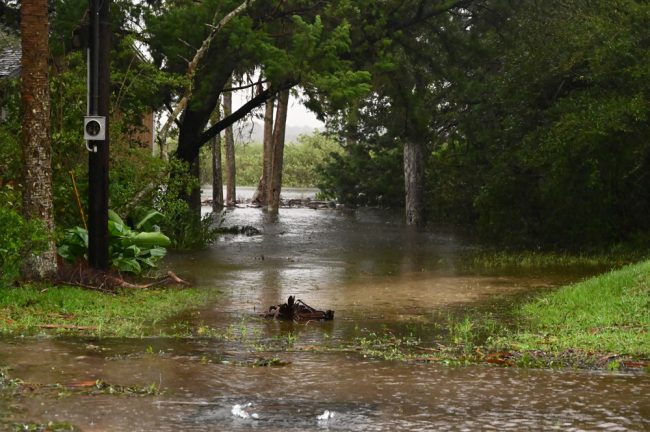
(87, 0, 110, 269)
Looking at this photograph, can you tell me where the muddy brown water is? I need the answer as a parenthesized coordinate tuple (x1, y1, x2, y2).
(1, 198, 649, 431)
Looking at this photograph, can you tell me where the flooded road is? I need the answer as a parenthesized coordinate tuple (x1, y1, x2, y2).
(1, 191, 648, 430)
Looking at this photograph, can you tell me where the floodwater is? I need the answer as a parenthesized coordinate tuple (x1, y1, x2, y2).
(1, 187, 648, 431)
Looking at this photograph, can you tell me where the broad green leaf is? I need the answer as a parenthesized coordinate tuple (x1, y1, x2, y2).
(132, 231, 171, 247)
(108, 220, 128, 237)
(148, 246, 167, 258)
(108, 209, 125, 225)
(135, 210, 165, 231)
(113, 257, 142, 274)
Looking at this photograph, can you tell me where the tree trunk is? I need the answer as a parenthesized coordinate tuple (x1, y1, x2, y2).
(267, 89, 289, 213)
(20, 0, 57, 279)
(223, 87, 236, 206)
(189, 154, 201, 211)
(403, 139, 426, 227)
(173, 77, 291, 216)
(176, 99, 220, 216)
(211, 107, 223, 211)
(253, 92, 274, 206)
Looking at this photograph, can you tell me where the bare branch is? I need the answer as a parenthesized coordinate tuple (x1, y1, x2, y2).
(222, 78, 269, 93)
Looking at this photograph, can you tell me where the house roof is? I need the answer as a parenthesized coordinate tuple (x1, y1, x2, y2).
(0, 24, 21, 79)
(0, 46, 21, 79)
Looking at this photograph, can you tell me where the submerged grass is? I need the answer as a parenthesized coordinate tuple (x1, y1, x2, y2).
(338, 259, 650, 370)
(462, 249, 642, 271)
(0, 284, 219, 337)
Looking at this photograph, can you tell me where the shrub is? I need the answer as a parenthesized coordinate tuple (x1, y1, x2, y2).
(58, 209, 171, 274)
(0, 188, 47, 287)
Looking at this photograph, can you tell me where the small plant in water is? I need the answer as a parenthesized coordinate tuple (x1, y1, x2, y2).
(450, 316, 476, 352)
(12, 421, 77, 431)
(283, 332, 297, 346)
(607, 360, 622, 372)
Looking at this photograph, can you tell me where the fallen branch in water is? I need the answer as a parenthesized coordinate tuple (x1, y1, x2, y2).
(56, 262, 190, 292)
(38, 324, 98, 331)
(154, 401, 222, 406)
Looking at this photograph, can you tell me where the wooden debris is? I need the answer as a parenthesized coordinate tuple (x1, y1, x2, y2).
(38, 324, 98, 331)
(56, 262, 190, 292)
(265, 296, 334, 322)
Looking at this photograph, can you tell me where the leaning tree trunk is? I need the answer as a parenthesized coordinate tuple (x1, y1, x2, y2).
(253, 92, 275, 206)
(403, 139, 426, 227)
(223, 88, 236, 206)
(211, 107, 224, 211)
(20, 0, 57, 279)
(267, 89, 289, 213)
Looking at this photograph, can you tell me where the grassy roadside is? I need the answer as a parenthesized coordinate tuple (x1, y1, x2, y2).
(501, 259, 650, 358)
(0, 284, 218, 337)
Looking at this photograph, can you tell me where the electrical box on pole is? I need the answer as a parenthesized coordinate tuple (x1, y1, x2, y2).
(86, 0, 110, 270)
(84, 116, 106, 141)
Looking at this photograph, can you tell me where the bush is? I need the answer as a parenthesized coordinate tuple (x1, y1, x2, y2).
(0, 188, 47, 287)
(316, 143, 404, 207)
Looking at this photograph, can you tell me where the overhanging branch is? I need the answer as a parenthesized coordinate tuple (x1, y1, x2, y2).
(198, 81, 296, 147)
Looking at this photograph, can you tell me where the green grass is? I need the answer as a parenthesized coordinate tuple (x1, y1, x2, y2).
(0, 285, 219, 337)
(507, 259, 650, 356)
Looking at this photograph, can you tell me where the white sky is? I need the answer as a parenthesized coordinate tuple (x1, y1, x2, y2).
(232, 89, 324, 129)
(286, 94, 324, 128)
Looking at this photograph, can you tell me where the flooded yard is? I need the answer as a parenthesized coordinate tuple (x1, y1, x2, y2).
(1, 191, 648, 430)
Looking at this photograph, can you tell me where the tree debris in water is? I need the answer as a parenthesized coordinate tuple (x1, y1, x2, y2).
(215, 225, 262, 236)
(55, 262, 189, 292)
(265, 296, 334, 322)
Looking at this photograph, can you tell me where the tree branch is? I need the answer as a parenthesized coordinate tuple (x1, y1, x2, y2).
(156, 0, 256, 158)
(222, 78, 269, 93)
(198, 81, 296, 146)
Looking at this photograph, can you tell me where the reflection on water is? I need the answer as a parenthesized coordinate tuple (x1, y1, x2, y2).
(1, 203, 648, 431)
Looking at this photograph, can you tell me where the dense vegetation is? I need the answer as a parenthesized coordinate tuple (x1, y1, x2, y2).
(318, 0, 650, 249)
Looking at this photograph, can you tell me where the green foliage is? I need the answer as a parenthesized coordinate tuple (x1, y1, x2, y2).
(316, 142, 403, 206)
(200, 132, 340, 188)
(58, 209, 170, 274)
(49, 48, 175, 227)
(442, 0, 650, 247)
(0, 188, 48, 287)
(0, 78, 21, 184)
(154, 158, 218, 249)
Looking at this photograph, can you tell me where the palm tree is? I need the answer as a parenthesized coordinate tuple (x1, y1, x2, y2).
(20, 0, 57, 278)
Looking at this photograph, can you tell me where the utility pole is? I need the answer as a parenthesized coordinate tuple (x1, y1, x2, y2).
(85, 0, 110, 269)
